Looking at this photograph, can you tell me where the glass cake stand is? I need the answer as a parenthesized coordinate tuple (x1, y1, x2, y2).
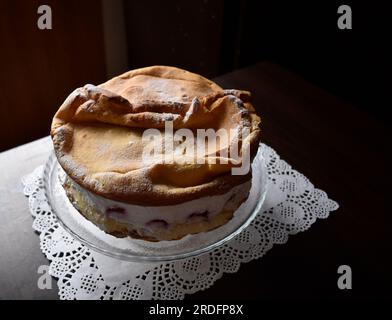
(43, 145, 268, 262)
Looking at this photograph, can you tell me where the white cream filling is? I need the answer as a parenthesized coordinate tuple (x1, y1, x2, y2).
(67, 176, 251, 228)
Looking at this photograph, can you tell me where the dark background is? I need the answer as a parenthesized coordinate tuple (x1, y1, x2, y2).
(0, 0, 390, 301)
(0, 0, 389, 151)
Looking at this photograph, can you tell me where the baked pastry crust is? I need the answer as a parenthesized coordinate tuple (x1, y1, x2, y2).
(51, 66, 261, 206)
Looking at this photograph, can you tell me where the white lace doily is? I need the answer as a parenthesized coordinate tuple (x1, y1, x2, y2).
(22, 144, 338, 300)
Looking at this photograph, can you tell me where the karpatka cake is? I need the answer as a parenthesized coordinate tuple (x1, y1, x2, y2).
(51, 66, 261, 241)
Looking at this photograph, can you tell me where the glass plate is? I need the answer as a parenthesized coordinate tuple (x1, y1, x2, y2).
(44, 145, 268, 262)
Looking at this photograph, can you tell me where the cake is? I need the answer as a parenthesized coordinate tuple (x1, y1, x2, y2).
(51, 66, 261, 241)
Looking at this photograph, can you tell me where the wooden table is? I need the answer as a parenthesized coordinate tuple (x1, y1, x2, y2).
(0, 62, 389, 299)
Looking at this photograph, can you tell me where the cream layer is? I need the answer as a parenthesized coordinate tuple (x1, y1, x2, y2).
(65, 175, 251, 232)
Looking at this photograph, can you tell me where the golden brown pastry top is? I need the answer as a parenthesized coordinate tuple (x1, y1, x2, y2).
(51, 66, 261, 205)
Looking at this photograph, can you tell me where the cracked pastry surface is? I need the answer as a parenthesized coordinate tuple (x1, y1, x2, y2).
(51, 66, 261, 241)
